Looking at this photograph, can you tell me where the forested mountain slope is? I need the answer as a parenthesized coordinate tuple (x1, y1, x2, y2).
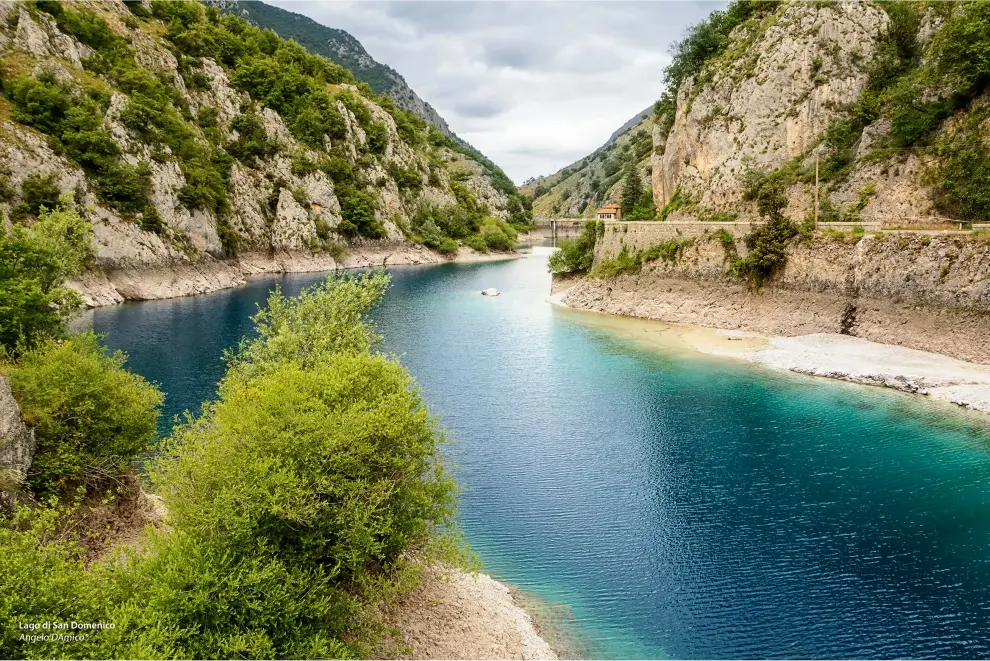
(0, 0, 528, 304)
(521, 111, 655, 219)
(528, 0, 990, 227)
(205, 0, 458, 140)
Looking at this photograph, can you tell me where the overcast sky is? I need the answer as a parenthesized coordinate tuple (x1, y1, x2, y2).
(268, 1, 724, 183)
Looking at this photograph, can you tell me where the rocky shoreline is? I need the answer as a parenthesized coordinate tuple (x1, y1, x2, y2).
(550, 280, 990, 414)
(383, 566, 558, 660)
(69, 245, 522, 308)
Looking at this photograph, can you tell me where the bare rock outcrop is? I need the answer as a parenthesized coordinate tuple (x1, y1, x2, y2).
(656, 2, 888, 210)
(0, 375, 35, 509)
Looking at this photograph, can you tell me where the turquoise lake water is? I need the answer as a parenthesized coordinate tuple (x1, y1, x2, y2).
(90, 248, 990, 659)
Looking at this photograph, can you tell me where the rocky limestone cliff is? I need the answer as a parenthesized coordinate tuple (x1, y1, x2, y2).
(656, 2, 888, 212)
(0, 375, 35, 510)
(530, 1, 989, 227)
(0, 0, 520, 305)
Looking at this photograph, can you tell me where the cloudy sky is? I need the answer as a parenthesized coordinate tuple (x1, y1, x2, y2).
(268, 1, 724, 183)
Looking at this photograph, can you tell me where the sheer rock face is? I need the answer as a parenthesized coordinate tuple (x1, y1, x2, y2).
(0, 2, 512, 304)
(656, 2, 888, 211)
(0, 376, 35, 510)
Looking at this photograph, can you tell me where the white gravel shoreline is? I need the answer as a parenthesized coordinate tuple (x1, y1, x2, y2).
(741, 333, 990, 412)
(550, 287, 990, 414)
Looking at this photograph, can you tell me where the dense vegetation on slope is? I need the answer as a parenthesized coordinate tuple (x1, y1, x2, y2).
(0, 0, 526, 262)
(214, 0, 403, 97)
(0, 207, 461, 658)
(522, 115, 655, 219)
(207, 0, 525, 213)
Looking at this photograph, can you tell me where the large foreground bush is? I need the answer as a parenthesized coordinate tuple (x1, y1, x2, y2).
(1, 272, 461, 659)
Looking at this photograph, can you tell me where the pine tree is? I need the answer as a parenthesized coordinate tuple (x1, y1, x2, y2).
(620, 166, 644, 217)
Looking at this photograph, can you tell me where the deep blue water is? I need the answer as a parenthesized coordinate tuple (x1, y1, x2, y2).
(90, 249, 990, 659)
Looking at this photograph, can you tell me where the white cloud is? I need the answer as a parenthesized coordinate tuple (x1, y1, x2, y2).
(266, 0, 724, 182)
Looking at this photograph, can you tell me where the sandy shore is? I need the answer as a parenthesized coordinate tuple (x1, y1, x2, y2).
(70, 245, 523, 308)
(382, 566, 558, 660)
(550, 287, 990, 414)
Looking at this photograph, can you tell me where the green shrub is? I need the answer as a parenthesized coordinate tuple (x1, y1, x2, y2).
(13, 172, 62, 219)
(133, 356, 453, 657)
(592, 238, 694, 278)
(96, 160, 153, 213)
(365, 121, 388, 155)
(436, 237, 459, 255)
(0, 175, 15, 203)
(699, 210, 738, 223)
(658, 185, 689, 221)
(227, 272, 389, 382)
(337, 186, 385, 239)
(591, 245, 641, 278)
(0, 504, 103, 659)
(3, 332, 163, 496)
(929, 1, 990, 96)
(138, 206, 165, 235)
(713, 227, 738, 259)
(314, 218, 332, 241)
(178, 151, 232, 215)
(626, 188, 657, 221)
(933, 106, 990, 221)
(732, 215, 797, 287)
(0, 204, 94, 352)
(479, 216, 517, 252)
(123, 0, 152, 18)
(388, 163, 423, 192)
(227, 110, 278, 166)
(547, 220, 603, 274)
(463, 234, 488, 252)
(336, 89, 372, 128)
(216, 218, 241, 256)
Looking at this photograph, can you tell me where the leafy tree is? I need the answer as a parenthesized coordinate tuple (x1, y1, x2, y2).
(732, 178, 797, 286)
(0, 204, 94, 352)
(479, 216, 517, 251)
(365, 121, 388, 155)
(336, 186, 385, 239)
(547, 220, 603, 274)
(13, 172, 62, 220)
(626, 188, 657, 221)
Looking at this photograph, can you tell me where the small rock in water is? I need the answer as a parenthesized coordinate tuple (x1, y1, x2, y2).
(481, 288, 500, 297)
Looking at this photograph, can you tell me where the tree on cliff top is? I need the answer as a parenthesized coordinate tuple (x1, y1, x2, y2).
(620, 165, 644, 218)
